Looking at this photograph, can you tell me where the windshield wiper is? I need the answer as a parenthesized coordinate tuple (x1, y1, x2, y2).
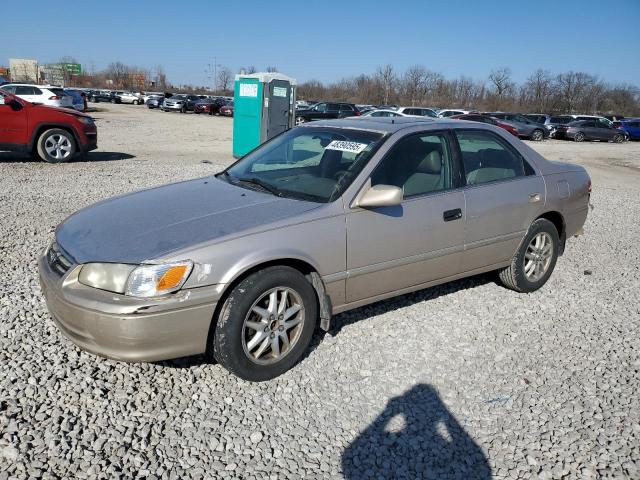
(236, 177, 283, 197)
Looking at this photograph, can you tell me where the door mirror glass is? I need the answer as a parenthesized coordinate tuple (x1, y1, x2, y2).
(357, 184, 403, 208)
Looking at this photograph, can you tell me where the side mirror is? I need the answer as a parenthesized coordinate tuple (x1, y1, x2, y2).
(356, 184, 403, 208)
(4, 98, 23, 111)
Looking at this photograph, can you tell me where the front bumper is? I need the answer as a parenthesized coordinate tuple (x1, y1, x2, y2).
(38, 254, 221, 362)
(162, 103, 184, 111)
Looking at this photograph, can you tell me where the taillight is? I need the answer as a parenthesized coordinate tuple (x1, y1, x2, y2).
(354, 111, 361, 116)
(49, 95, 61, 100)
(587, 180, 592, 193)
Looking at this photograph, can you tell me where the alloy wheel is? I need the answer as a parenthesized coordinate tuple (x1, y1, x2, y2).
(524, 232, 553, 282)
(241, 287, 305, 365)
(44, 134, 73, 160)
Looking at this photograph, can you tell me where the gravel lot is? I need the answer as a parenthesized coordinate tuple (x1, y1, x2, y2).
(1, 103, 639, 479)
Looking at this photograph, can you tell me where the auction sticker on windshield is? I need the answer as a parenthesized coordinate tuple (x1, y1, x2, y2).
(325, 140, 368, 154)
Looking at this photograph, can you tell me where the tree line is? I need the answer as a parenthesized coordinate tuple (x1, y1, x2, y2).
(297, 65, 640, 116)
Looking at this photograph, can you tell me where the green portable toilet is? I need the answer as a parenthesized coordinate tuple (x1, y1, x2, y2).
(232, 72, 297, 158)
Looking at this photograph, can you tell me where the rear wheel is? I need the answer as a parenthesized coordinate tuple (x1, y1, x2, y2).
(574, 132, 585, 142)
(213, 266, 318, 381)
(36, 128, 76, 163)
(531, 129, 544, 141)
(498, 218, 559, 293)
(295, 117, 306, 125)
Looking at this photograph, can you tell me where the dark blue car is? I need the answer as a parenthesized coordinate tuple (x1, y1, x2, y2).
(614, 119, 640, 140)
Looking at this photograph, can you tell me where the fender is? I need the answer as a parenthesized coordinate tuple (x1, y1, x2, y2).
(28, 122, 82, 152)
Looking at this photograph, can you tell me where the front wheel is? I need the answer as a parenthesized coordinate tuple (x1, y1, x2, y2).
(498, 218, 559, 293)
(36, 128, 76, 163)
(613, 134, 624, 143)
(213, 266, 318, 381)
(531, 129, 544, 141)
(295, 117, 306, 125)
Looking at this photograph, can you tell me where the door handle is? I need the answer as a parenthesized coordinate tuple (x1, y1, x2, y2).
(529, 193, 541, 203)
(443, 208, 462, 222)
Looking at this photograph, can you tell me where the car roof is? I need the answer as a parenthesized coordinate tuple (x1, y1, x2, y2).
(302, 117, 458, 133)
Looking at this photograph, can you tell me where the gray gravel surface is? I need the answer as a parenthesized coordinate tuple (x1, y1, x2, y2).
(1, 104, 639, 479)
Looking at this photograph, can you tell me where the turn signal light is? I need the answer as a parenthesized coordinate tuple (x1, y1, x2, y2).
(157, 265, 189, 290)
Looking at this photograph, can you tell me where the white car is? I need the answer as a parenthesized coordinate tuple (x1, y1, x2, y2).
(360, 109, 415, 118)
(395, 106, 438, 118)
(0, 84, 74, 108)
(116, 91, 143, 105)
(437, 109, 470, 117)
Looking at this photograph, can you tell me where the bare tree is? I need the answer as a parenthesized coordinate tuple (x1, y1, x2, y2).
(265, 66, 278, 73)
(489, 67, 514, 96)
(522, 69, 554, 112)
(375, 64, 396, 105)
(216, 66, 233, 94)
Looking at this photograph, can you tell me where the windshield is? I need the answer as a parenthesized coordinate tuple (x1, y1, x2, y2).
(224, 127, 385, 203)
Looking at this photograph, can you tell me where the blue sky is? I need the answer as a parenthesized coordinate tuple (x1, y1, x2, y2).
(4, 0, 639, 87)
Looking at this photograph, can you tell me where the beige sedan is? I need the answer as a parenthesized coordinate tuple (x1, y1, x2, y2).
(39, 117, 590, 381)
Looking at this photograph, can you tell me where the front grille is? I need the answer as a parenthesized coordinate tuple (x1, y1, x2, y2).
(47, 242, 74, 277)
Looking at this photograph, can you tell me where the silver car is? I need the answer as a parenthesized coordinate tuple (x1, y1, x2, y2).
(39, 118, 590, 381)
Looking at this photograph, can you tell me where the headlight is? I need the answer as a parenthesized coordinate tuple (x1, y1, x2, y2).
(125, 261, 193, 298)
(79, 263, 136, 293)
(78, 261, 193, 297)
(78, 116, 95, 125)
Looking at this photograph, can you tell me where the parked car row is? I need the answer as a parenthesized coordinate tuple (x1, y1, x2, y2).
(144, 93, 234, 116)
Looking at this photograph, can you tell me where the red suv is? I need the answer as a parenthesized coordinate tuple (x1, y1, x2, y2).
(0, 91, 97, 163)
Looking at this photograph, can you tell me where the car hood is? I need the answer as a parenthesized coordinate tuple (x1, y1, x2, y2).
(55, 177, 320, 264)
(35, 104, 91, 118)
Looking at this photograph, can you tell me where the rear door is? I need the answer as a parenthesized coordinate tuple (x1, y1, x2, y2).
(326, 103, 340, 119)
(455, 129, 545, 271)
(580, 121, 597, 139)
(14, 86, 38, 103)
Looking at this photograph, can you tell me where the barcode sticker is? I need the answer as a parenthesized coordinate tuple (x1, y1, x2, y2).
(325, 140, 368, 154)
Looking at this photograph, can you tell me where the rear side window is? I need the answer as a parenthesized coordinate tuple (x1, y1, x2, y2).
(15, 86, 35, 95)
(327, 103, 340, 111)
(48, 88, 65, 96)
(456, 130, 528, 186)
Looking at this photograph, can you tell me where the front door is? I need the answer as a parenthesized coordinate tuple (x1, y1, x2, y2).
(266, 80, 291, 139)
(455, 129, 546, 271)
(0, 93, 28, 146)
(345, 131, 465, 303)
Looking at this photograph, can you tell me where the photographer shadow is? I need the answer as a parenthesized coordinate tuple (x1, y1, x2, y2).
(342, 384, 492, 480)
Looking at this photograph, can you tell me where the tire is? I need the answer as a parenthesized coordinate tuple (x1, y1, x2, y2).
(295, 117, 306, 125)
(181, 106, 187, 114)
(93, 98, 99, 103)
(531, 129, 544, 141)
(36, 128, 77, 163)
(133, 100, 139, 105)
(498, 218, 559, 293)
(213, 266, 318, 381)
(613, 134, 624, 143)
(574, 132, 585, 142)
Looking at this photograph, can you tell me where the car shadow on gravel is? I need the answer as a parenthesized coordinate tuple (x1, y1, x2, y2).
(0, 151, 135, 163)
(329, 273, 494, 337)
(341, 383, 492, 479)
(156, 274, 495, 371)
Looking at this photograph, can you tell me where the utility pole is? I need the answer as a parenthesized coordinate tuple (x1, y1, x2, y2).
(206, 57, 220, 94)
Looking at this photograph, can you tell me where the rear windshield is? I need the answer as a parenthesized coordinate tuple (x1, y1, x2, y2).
(48, 88, 67, 96)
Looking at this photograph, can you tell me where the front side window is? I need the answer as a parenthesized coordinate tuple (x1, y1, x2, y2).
(371, 133, 452, 198)
(225, 127, 384, 203)
(456, 130, 527, 185)
(314, 103, 327, 112)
